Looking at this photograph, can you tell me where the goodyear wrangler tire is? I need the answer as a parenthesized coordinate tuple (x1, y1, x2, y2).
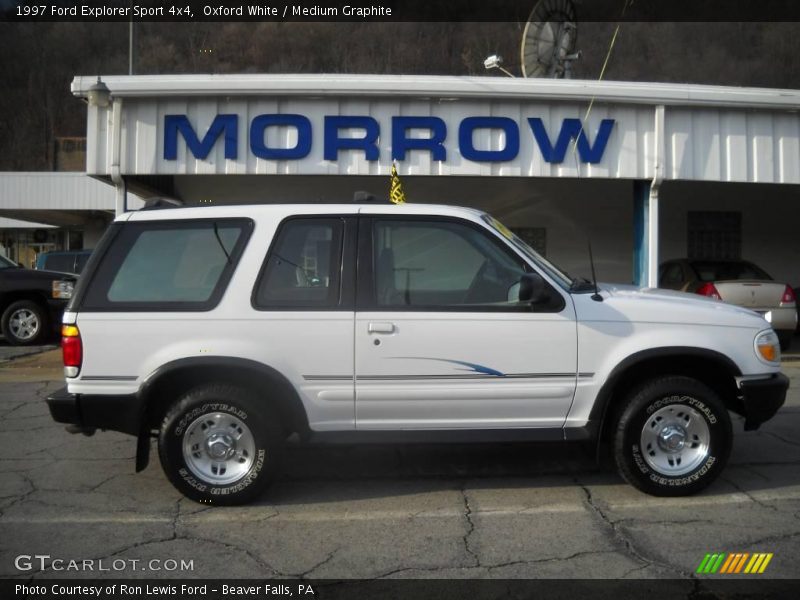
(158, 384, 281, 505)
(613, 376, 732, 497)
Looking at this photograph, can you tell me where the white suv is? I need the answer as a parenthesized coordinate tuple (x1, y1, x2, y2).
(47, 201, 788, 505)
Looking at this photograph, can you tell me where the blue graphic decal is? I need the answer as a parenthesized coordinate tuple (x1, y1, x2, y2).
(391, 357, 506, 377)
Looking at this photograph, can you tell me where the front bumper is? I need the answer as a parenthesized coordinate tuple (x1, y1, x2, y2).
(46, 387, 142, 436)
(740, 373, 789, 431)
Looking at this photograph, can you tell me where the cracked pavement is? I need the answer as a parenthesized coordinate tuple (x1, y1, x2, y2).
(1, 350, 799, 580)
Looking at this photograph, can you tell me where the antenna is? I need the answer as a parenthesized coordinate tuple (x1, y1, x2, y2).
(588, 240, 603, 302)
(520, 0, 581, 79)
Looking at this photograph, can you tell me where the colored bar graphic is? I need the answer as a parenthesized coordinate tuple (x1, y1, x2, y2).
(719, 553, 735, 573)
(744, 554, 760, 573)
(734, 553, 750, 573)
(758, 554, 773, 573)
(696, 554, 713, 573)
(700, 552, 773, 574)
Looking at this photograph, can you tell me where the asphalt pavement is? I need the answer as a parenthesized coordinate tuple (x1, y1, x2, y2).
(1, 349, 799, 583)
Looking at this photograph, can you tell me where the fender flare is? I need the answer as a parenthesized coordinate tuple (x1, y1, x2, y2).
(135, 356, 309, 471)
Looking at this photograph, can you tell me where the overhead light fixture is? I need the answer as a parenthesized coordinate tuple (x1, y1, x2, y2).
(87, 77, 111, 108)
(483, 55, 516, 78)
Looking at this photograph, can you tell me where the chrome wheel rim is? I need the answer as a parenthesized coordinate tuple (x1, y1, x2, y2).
(9, 308, 40, 341)
(182, 412, 256, 485)
(640, 403, 710, 476)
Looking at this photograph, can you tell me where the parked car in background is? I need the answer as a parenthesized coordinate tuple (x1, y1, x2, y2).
(0, 254, 75, 345)
(659, 259, 797, 351)
(35, 249, 93, 275)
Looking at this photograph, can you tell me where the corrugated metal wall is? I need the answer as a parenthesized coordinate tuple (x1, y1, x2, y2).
(85, 89, 800, 185)
(0, 173, 119, 210)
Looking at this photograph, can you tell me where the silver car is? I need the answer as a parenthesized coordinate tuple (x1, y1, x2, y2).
(659, 259, 797, 351)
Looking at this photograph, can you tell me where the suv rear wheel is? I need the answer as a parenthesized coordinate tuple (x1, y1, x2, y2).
(613, 376, 732, 496)
(158, 384, 282, 505)
(1, 300, 48, 346)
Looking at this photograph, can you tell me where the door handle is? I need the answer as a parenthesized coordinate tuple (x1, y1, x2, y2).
(368, 322, 396, 334)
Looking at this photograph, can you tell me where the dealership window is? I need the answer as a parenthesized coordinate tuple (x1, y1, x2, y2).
(687, 211, 741, 260)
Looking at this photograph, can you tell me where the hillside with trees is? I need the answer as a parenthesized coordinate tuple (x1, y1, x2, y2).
(0, 21, 798, 170)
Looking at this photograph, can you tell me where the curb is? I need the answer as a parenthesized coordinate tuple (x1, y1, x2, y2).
(0, 345, 58, 365)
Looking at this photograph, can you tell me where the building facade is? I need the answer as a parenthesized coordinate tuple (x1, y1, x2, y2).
(61, 74, 800, 288)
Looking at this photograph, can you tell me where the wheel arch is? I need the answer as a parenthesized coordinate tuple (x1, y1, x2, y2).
(592, 347, 742, 446)
(0, 292, 50, 316)
(135, 356, 310, 471)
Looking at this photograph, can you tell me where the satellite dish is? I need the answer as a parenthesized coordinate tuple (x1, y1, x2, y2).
(520, 0, 580, 78)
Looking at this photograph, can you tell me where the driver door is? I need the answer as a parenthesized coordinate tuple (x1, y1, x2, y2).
(354, 215, 577, 430)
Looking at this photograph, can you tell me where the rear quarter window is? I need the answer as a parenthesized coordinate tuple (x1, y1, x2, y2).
(80, 218, 253, 311)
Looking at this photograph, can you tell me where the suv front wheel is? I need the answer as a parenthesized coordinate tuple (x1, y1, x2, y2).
(613, 376, 732, 496)
(158, 384, 282, 505)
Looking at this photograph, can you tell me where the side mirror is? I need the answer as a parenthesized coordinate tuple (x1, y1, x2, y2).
(518, 272, 546, 304)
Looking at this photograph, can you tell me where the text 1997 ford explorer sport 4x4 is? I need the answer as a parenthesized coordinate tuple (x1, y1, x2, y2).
(46, 202, 788, 505)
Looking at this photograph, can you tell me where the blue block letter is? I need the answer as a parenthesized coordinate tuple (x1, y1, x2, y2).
(528, 118, 615, 164)
(458, 117, 520, 162)
(250, 114, 312, 160)
(164, 114, 238, 160)
(391, 116, 447, 161)
(324, 116, 380, 161)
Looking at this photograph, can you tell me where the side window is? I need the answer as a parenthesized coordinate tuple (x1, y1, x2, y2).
(372, 219, 527, 309)
(82, 219, 252, 310)
(254, 218, 344, 309)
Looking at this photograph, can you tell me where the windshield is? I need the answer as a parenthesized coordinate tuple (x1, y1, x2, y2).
(482, 214, 572, 290)
(0, 255, 16, 269)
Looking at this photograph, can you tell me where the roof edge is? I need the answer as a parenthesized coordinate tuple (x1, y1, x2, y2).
(71, 74, 800, 110)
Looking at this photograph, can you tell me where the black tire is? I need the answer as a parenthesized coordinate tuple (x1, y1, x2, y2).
(777, 331, 792, 352)
(613, 376, 732, 497)
(1, 300, 48, 346)
(158, 384, 282, 505)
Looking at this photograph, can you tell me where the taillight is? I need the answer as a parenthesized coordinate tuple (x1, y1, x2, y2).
(781, 285, 796, 305)
(62, 325, 82, 378)
(696, 282, 722, 300)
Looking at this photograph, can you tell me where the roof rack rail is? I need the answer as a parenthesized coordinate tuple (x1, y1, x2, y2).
(141, 197, 185, 210)
(353, 191, 393, 204)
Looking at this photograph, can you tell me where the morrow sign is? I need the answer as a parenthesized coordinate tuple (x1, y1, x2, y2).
(163, 115, 616, 164)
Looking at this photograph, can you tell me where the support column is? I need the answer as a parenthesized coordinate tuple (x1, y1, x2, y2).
(633, 180, 650, 286)
(634, 104, 665, 288)
(647, 183, 660, 288)
(632, 180, 661, 288)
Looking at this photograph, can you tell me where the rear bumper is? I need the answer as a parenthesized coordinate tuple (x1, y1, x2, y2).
(765, 306, 797, 333)
(46, 387, 142, 436)
(739, 373, 789, 431)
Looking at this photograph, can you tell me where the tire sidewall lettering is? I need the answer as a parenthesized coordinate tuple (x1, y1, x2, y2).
(630, 393, 720, 488)
(174, 403, 249, 437)
(646, 395, 717, 425)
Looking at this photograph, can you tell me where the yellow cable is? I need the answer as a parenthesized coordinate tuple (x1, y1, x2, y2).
(572, 0, 633, 170)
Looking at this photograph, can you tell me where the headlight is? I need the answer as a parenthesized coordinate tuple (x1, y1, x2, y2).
(52, 280, 74, 299)
(754, 330, 780, 364)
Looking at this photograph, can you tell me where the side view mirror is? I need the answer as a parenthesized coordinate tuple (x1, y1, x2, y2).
(518, 272, 546, 304)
